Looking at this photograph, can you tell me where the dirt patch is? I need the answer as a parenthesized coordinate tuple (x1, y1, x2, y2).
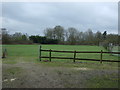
(73, 67, 91, 70)
(2, 62, 119, 88)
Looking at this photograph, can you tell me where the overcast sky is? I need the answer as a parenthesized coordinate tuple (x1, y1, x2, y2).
(1, 2, 118, 35)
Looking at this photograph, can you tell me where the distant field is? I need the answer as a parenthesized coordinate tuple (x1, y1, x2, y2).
(2, 45, 119, 88)
(112, 46, 119, 52)
(2, 44, 119, 69)
(3, 45, 119, 62)
(112, 46, 120, 57)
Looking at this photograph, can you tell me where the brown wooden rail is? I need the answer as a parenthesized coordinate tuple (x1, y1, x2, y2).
(39, 46, 120, 63)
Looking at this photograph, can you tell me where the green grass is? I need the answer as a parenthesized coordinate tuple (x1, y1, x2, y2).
(2, 45, 119, 61)
(3, 45, 117, 60)
(41, 45, 119, 61)
(2, 45, 119, 88)
(86, 73, 119, 88)
(112, 46, 119, 52)
(112, 46, 120, 57)
(2, 45, 119, 69)
(3, 44, 119, 60)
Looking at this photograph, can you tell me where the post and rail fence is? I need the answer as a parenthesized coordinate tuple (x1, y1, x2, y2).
(39, 45, 120, 63)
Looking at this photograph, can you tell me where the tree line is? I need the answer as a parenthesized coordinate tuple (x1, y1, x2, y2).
(1, 26, 120, 47)
(1, 28, 32, 44)
(29, 36, 58, 44)
(44, 26, 119, 46)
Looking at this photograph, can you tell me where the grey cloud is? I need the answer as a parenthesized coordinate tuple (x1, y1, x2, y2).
(2, 2, 118, 35)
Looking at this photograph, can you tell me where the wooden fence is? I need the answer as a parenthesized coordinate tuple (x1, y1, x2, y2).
(39, 46, 120, 63)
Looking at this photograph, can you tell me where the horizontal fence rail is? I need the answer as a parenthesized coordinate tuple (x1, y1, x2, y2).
(39, 45, 120, 63)
(41, 56, 120, 62)
(41, 49, 120, 54)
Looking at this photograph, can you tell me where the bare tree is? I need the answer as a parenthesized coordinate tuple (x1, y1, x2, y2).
(44, 28, 54, 39)
(66, 27, 79, 45)
(44, 25, 65, 44)
(95, 31, 102, 45)
(1, 28, 11, 44)
(53, 25, 65, 43)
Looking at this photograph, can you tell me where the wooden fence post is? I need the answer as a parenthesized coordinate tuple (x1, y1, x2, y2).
(5, 48, 7, 56)
(39, 45, 42, 61)
(100, 50, 103, 63)
(2, 48, 7, 58)
(73, 51, 76, 62)
(49, 49, 52, 62)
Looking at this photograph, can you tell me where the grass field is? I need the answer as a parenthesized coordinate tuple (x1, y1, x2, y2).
(112, 46, 120, 57)
(112, 46, 119, 52)
(2, 45, 119, 88)
(3, 45, 119, 61)
(2, 45, 119, 68)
